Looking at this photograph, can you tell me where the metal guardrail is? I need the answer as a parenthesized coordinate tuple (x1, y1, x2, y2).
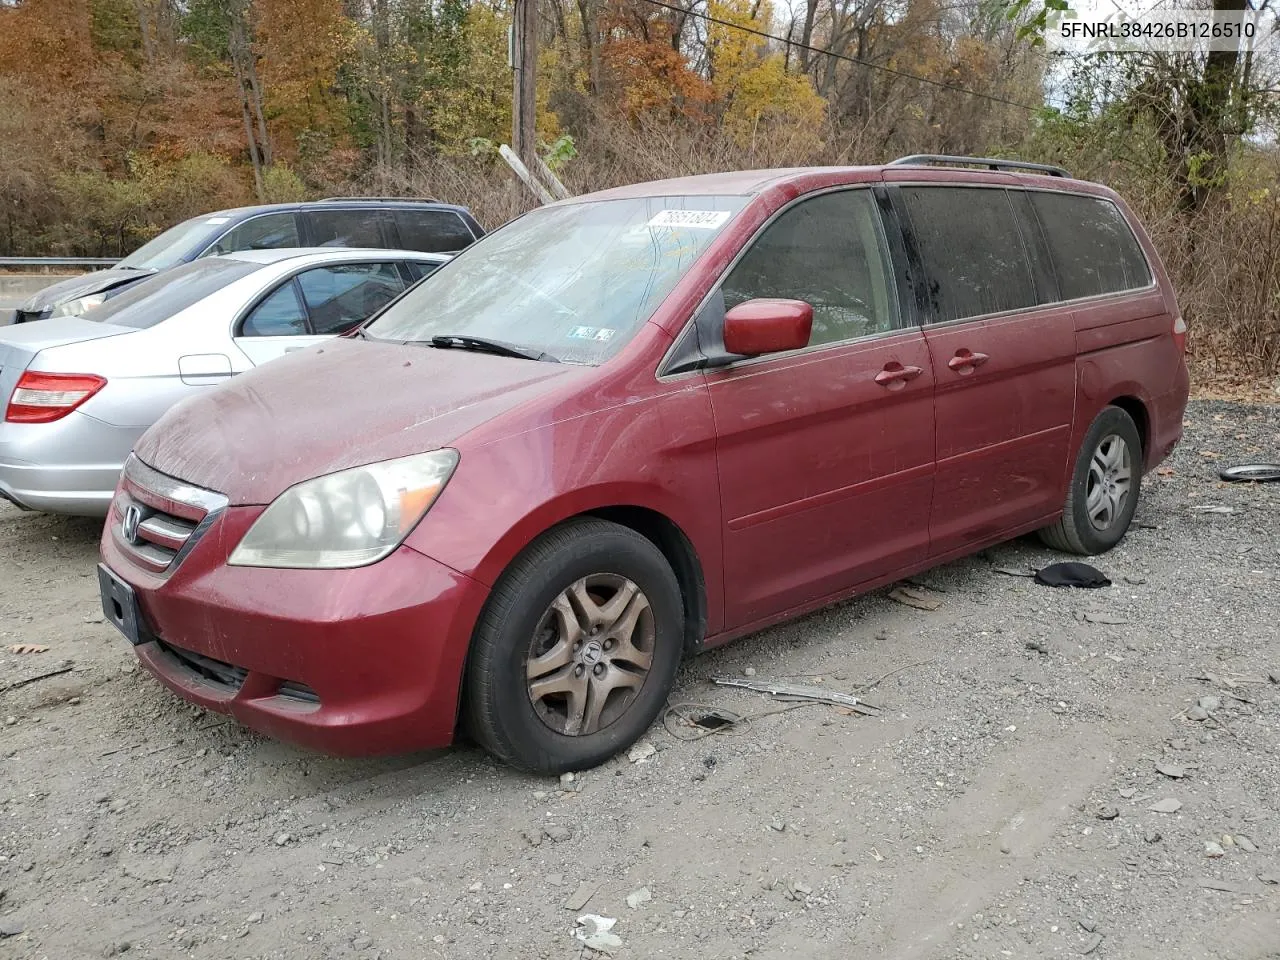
(0, 257, 121, 268)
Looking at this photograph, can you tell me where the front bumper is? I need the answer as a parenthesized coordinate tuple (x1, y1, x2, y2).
(101, 498, 490, 756)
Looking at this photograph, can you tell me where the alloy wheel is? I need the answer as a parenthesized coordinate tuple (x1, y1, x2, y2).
(525, 574, 655, 736)
(1085, 433, 1132, 532)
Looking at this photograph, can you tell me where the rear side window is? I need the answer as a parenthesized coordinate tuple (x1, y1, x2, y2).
(405, 260, 442, 282)
(721, 189, 899, 346)
(394, 210, 475, 253)
(900, 187, 1037, 323)
(1031, 192, 1152, 299)
(296, 262, 406, 334)
(241, 282, 308, 336)
(206, 213, 300, 255)
(91, 258, 263, 330)
(305, 209, 392, 248)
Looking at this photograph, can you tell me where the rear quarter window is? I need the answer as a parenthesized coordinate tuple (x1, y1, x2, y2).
(393, 210, 476, 253)
(899, 186, 1038, 324)
(1030, 192, 1152, 299)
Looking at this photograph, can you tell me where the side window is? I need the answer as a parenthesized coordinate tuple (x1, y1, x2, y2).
(899, 187, 1038, 324)
(1031, 192, 1152, 299)
(305, 209, 392, 248)
(720, 190, 899, 347)
(241, 282, 308, 337)
(393, 210, 476, 253)
(296, 263, 406, 335)
(207, 214, 300, 255)
(405, 260, 442, 282)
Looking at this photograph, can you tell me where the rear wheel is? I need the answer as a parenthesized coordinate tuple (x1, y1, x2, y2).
(463, 518, 684, 774)
(1039, 406, 1143, 555)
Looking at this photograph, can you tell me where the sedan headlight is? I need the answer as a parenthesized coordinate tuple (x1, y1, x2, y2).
(228, 450, 459, 569)
(50, 293, 107, 318)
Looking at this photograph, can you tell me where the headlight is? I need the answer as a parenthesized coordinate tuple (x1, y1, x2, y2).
(228, 450, 459, 569)
(50, 294, 107, 318)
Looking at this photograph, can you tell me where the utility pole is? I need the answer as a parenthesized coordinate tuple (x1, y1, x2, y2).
(511, 0, 538, 165)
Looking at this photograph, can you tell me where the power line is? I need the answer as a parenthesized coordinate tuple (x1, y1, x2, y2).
(637, 0, 1044, 112)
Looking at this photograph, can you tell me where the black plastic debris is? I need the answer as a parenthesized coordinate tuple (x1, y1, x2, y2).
(1034, 562, 1111, 588)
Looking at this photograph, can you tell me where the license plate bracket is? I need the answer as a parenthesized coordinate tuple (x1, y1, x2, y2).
(97, 563, 148, 646)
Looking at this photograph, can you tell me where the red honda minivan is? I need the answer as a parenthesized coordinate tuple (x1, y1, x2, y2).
(98, 156, 1189, 772)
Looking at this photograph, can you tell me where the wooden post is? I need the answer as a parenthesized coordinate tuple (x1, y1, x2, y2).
(512, 0, 538, 164)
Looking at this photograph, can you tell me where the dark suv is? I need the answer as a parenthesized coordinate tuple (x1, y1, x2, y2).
(16, 199, 483, 323)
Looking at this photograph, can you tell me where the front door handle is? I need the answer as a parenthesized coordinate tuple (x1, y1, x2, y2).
(947, 349, 990, 374)
(874, 363, 924, 390)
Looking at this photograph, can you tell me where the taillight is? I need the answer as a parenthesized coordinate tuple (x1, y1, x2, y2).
(1172, 310, 1187, 354)
(5, 371, 107, 423)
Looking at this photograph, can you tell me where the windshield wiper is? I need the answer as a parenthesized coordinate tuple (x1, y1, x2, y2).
(427, 335, 559, 363)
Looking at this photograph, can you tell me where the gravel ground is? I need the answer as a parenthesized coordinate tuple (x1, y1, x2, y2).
(1, 398, 1279, 960)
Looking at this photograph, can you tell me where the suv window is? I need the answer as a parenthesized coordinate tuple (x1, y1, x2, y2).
(900, 187, 1038, 324)
(241, 282, 308, 336)
(394, 210, 475, 253)
(206, 213, 300, 255)
(1031, 192, 1152, 299)
(297, 262, 406, 334)
(721, 189, 899, 347)
(305, 209, 392, 248)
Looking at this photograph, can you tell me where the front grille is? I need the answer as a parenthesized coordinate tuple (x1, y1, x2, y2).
(111, 455, 227, 574)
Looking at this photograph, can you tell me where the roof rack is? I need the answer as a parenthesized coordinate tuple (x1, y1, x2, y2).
(888, 155, 1071, 178)
(317, 196, 441, 203)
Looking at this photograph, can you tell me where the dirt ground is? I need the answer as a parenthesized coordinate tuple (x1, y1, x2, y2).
(2, 398, 1279, 960)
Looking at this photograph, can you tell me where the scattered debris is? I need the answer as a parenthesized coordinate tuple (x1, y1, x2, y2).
(1204, 841, 1225, 858)
(624, 887, 651, 910)
(1080, 933, 1103, 955)
(627, 741, 656, 764)
(887, 585, 942, 611)
(1143, 830, 1162, 844)
(711, 677, 878, 713)
(559, 772, 576, 787)
(1198, 879, 1252, 894)
(1155, 763, 1188, 779)
(1191, 505, 1235, 514)
(6, 644, 49, 655)
(563, 882, 597, 912)
(742, 666, 756, 677)
(1197, 695, 1221, 712)
(1218, 463, 1280, 483)
(1236, 836, 1258, 853)
(1259, 873, 1279, 886)
(1079, 919, 1097, 933)
(544, 825, 572, 843)
(1148, 798, 1183, 814)
(1185, 706, 1209, 722)
(993, 565, 1036, 578)
(0, 919, 24, 938)
(573, 915, 622, 953)
(0, 664, 74, 693)
(784, 879, 812, 902)
(1026, 639, 1050, 654)
(1035, 562, 1111, 588)
(1082, 611, 1128, 625)
(273, 833, 292, 846)
(1096, 805, 1119, 821)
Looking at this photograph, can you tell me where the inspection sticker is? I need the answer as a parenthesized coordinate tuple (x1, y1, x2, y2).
(647, 209, 731, 230)
(568, 326, 616, 342)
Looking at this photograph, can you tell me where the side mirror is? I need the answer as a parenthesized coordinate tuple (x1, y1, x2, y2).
(722, 299, 813, 357)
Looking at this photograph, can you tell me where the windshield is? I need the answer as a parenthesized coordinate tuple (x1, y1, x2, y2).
(365, 195, 747, 364)
(92, 258, 264, 329)
(118, 214, 228, 270)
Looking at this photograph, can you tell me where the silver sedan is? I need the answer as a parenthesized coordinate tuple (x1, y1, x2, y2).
(0, 248, 447, 515)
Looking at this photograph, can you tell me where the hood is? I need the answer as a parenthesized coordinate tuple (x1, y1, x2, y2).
(22, 268, 153, 312)
(134, 338, 588, 504)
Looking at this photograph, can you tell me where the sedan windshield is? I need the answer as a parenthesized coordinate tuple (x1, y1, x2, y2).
(117, 215, 226, 270)
(91, 258, 264, 329)
(365, 195, 747, 364)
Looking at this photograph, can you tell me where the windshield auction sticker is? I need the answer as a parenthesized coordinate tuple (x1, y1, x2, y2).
(1046, 0, 1280, 54)
(648, 210, 732, 230)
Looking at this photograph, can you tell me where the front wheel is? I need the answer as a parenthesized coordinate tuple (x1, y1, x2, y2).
(1039, 406, 1143, 555)
(463, 518, 684, 774)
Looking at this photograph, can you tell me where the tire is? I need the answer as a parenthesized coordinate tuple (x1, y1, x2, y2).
(1039, 406, 1143, 556)
(463, 518, 684, 774)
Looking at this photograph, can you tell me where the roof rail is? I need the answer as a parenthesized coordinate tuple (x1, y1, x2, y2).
(317, 196, 441, 203)
(888, 155, 1071, 178)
